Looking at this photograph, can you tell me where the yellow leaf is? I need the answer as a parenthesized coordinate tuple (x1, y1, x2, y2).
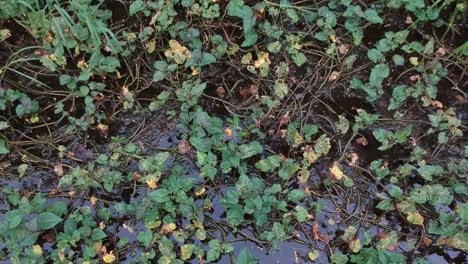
(165, 40, 191, 64)
(161, 223, 177, 234)
(145, 220, 161, 229)
(254, 52, 271, 68)
(29, 115, 40, 124)
(90, 196, 98, 205)
(294, 133, 304, 145)
(103, 252, 116, 263)
(195, 187, 206, 196)
(409, 57, 419, 66)
(32, 245, 43, 256)
(304, 150, 319, 164)
(193, 220, 204, 230)
(329, 162, 345, 180)
(146, 179, 157, 189)
(308, 249, 319, 261)
(407, 211, 424, 225)
(349, 238, 362, 253)
(180, 244, 195, 260)
(224, 127, 233, 137)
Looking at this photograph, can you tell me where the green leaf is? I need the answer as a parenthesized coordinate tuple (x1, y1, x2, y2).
(291, 51, 307, 66)
(255, 155, 281, 172)
(278, 158, 300, 180)
(331, 250, 349, 264)
(314, 134, 331, 155)
(367, 48, 383, 63)
(286, 8, 299, 23)
(129, 0, 145, 15)
(267, 41, 282, 53)
(294, 205, 308, 222)
(148, 189, 171, 203)
(236, 248, 258, 264)
(0, 139, 9, 154)
(369, 63, 390, 88)
(392, 54, 405, 66)
(207, 239, 221, 262)
(36, 212, 62, 230)
(0, 121, 9, 130)
(288, 189, 306, 202)
(273, 80, 289, 99)
(238, 141, 263, 159)
(364, 9, 383, 24)
(138, 230, 153, 247)
(376, 199, 395, 211)
(417, 164, 444, 181)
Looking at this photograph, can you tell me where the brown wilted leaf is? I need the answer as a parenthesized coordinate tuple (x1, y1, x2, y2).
(54, 164, 64, 177)
(348, 152, 359, 166)
(77, 59, 88, 70)
(216, 86, 225, 98)
(279, 111, 290, 127)
(435, 47, 446, 57)
(355, 137, 368, 146)
(97, 123, 109, 137)
(132, 171, 141, 181)
(406, 15, 413, 24)
(338, 44, 351, 55)
(248, 84, 259, 95)
(279, 129, 287, 138)
(312, 223, 319, 240)
(178, 140, 191, 154)
(422, 237, 433, 246)
(239, 84, 259, 98)
(410, 75, 421, 82)
(312, 222, 330, 243)
(329, 71, 340, 81)
(431, 100, 443, 108)
(254, 119, 261, 128)
(455, 95, 465, 102)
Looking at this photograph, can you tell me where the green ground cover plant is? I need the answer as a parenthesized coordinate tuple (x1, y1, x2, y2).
(0, 0, 466, 263)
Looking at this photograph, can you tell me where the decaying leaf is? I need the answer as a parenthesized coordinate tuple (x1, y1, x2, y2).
(216, 86, 225, 98)
(279, 111, 290, 127)
(329, 71, 340, 81)
(178, 140, 191, 154)
(164, 40, 191, 64)
(348, 152, 359, 166)
(355, 137, 368, 146)
(54, 164, 64, 177)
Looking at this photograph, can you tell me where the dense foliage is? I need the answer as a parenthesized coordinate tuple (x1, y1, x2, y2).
(0, 0, 466, 263)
